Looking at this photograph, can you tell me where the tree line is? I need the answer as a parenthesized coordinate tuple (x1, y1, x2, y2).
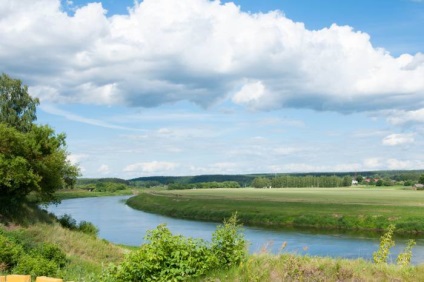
(168, 181, 241, 190)
(252, 175, 353, 188)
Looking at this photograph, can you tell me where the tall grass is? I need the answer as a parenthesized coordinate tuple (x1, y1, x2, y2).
(195, 253, 424, 282)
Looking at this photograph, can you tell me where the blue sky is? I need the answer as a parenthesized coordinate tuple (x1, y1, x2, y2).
(1, 0, 423, 178)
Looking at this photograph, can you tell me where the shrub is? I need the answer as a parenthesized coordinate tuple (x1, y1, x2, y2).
(397, 239, 416, 267)
(0, 233, 23, 271)
(58, 214, 77, 230)
(112, 224, 216, 281)
(57, 214, 98, 236)
(78, 221, 99, 236)
(111, 213, 246, 281)
(36, 243, 68, 267)
(373, 224, 395, 264)
(13, 254, 58, 277)
(211, 213, 247, 268)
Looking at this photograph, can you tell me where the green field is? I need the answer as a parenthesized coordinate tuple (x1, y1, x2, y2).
(127, 187, 424, 234)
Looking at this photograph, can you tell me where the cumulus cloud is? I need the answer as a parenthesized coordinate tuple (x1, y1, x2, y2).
(387, 108, 424, 125)
(1, 0, 423, 113)
(123, 161, 179, 174)
(363, 158, 381, 169)
(97, 164, 110, 174)
(382, 133, 415, 146)
(67, 153, 88, 165)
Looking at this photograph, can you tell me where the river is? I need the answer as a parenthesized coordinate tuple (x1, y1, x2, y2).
(45, 195, 424, 264)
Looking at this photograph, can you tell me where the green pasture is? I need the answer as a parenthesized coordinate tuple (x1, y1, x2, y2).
(127, 187, 424, 234)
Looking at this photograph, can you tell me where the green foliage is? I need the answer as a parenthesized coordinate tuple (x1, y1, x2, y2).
(211, 213, 247, 268)
(0, 73, 39, 132)
(58, 214, 78, 230)
(77, 221, 99, 236)
(0, 233, 24, 271)
(373, 224, 395, 264)
(252, 177, 271, 188)
(0, 229, 68, 277)
(419, 174, 424, 185)
(57, 214, 98, 236)
(0, 123, 79, 203)
(168, 181, 240, 190)
(261, 175, 352, 188)
(376, 179, 384, 187)
(36, 243, 68, 268)
(111, 214, 246, 281)
(397, 239, 416, 267)
(0, 74, 79, 203)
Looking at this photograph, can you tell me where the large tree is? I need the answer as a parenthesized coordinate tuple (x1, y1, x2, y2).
(0, 74, 78, 203)
(0, 73, 39, 132)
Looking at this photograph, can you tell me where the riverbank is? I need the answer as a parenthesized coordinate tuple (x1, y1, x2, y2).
(3, 197, 424, 281)
(127, 188, 424, 235)
(54, 188, 135, 200)
(2, 221, 424, 281)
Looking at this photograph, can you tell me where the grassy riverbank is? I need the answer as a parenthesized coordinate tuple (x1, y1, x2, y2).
(196, 253, 424, 281)
(2, 200, 424, 281)
(54, 188, 135, 200)
(0, 221, 126, 281)
(3, 223, 424, 282)
(127, 187, 424, 234)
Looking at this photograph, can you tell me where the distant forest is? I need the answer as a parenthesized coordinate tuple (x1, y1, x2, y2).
(127, 170, 424, 188)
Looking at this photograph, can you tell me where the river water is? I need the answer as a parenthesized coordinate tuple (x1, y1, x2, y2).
(45, 195, 424, 264)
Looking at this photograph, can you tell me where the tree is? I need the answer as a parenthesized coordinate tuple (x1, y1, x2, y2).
(0, 73, 39, 132)
(251, 177, 271, 188)
(419, 174, 424, 185)
(0, 74, 79, 203)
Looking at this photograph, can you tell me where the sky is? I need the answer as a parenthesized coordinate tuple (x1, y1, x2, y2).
(1, 0, 423, 179)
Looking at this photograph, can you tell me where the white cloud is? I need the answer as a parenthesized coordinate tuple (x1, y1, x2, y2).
(363, 158, 381, 169)
(386, 159, 424, 170)
(382, 133, 415, 146)
(97, 164, 110, 174)
(40, 104, 142, 131)
(123, 161, 179, 174)
(232, 81, 270, 108)
(387, 108, 424, 125)
(1, 0, 423, 113)
(67, 153, 88, 165)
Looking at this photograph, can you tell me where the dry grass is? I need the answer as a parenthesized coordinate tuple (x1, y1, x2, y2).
(199, 253, 424, 282)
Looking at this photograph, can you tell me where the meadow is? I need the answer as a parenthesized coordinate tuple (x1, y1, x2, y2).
(127, 187, 424, 234)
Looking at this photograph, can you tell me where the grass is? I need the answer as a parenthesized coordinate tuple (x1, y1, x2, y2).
(54, 188, 135, 200)
(127, 187, 424, 234)
(0, 222, 127, 281)
(2, 197, 424, 281)
(193, 253, 424, 282)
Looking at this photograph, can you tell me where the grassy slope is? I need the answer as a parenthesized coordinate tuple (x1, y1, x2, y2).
(127, 187, 424, 234)
(0, 222, 127, 281)
(196, 253, 424, 282)
(2, 195, 424, 281)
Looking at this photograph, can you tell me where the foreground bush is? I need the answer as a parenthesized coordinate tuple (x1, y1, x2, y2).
(0, 233, 23, 271)
(0, 229, 68, 277)
(110, 214, 246, 281)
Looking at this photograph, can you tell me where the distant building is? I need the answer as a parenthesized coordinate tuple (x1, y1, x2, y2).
(413, 184, 424, 190)
(352, 180, 359, 185)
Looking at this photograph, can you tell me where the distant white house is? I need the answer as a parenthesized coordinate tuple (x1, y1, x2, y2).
(351, 180, 359, 185)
